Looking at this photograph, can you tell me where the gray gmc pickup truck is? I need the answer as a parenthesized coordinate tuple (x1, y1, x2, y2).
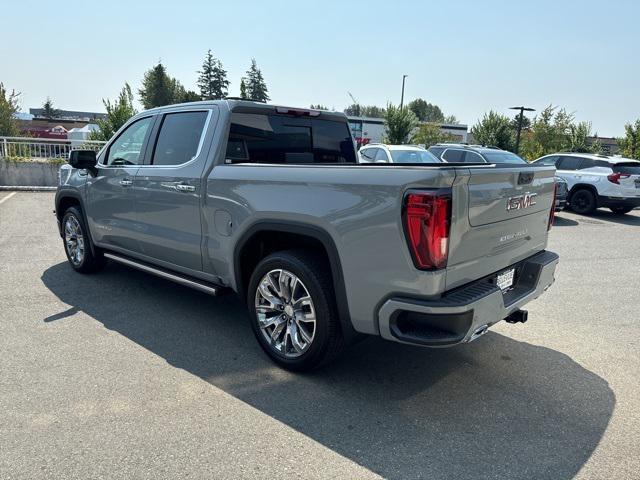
(55, 100, 559, 370)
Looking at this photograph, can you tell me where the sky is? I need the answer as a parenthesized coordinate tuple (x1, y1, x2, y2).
(1, 0, 638, 136)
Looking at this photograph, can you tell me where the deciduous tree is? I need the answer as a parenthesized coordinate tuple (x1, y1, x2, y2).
(471, 111, 514, 150)
(383, 103, 418, 144)
(0, 83, 20, 136)
(411, 122, 455, 147)
(617, 119, 640, 159)
(90, 83, 137, 141)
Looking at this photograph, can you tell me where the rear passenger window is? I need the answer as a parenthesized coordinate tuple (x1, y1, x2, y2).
(463, 151, 484, 163)
(579, 158, 596, 169)
(557, 157, 582, 170)
(226, 113, 356, 164)
(442, 149, 465, 162)
(152, 111, 208, 166)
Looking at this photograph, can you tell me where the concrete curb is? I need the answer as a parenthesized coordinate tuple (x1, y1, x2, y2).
(0, 186, 57, 191)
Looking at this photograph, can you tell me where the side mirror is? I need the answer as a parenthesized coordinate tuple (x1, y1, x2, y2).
(68, 150, 97, 174)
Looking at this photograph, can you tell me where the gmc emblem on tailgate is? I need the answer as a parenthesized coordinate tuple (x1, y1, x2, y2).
(506, 192, 537, 211)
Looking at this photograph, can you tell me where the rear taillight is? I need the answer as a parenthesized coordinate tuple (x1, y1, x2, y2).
(607, 172, 630, 184)
(403, 191, 451, 269)
(548, 180, 557, 231)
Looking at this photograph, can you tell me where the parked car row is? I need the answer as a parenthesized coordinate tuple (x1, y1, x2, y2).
(357, 143, 638, 215)
(532, 153, 640, 215)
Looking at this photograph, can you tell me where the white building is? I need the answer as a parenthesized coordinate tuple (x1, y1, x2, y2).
(347, 116, 468, 146)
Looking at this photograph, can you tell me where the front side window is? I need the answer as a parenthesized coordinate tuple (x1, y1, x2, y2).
(359, 148, 376, 162)
(105, 117, 153, 166)
(152, 111, 208, 166)
(226, 113, 356, 164)
(375, 149, 389, 162)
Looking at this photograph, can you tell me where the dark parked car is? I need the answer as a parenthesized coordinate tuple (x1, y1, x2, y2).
(428, 144, 528, 164)
(555, 176, 568, 210)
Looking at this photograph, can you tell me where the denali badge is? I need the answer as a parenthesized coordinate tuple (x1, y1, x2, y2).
(506, 192, 537, 211)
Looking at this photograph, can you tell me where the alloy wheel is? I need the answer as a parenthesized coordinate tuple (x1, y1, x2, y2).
(254, 269, 316, 358)
(64, 215, 85, 265)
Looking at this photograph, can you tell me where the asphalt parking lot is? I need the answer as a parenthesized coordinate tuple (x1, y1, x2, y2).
(1, 191, 639, 480)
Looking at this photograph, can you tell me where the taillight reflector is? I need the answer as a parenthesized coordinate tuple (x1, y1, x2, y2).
(403, 191, 451, 269)
(607, 172, 630, 184)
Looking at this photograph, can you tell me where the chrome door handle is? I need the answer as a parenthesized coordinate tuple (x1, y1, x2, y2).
(119, 179, 133, 186)
(175, 184, 195, 192)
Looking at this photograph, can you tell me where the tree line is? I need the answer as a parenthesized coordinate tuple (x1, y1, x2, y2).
(1, 70, 639, 160)
(381, 101, 640, 161)
(88, 53, 269, 140)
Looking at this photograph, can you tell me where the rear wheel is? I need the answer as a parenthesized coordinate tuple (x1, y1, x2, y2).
(570, 189, 597, 215)
(247, 250, 344, 371)
(610, 206, 633, 214)
(62, 207, 105, 273)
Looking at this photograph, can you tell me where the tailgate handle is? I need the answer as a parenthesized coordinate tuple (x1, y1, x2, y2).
(518, 172, 534, 185)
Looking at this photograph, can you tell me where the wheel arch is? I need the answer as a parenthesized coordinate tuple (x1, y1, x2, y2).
(233, 221, 356, 342)
(55, 190, 97, 255)
(568, 183, 599, 200)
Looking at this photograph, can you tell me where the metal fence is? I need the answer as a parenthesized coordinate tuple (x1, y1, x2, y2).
(0, 136, 106, 161)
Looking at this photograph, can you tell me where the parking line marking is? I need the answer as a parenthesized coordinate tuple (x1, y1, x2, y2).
(0, 192, 17, 205)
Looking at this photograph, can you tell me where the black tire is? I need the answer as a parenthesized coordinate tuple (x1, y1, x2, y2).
(569, 189, 597, 215)
(61, 206, 106, 273)
(246, 249, 344, 371)
(610, 206, 633, 215)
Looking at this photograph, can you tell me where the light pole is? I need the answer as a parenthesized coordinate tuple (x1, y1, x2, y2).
(509, 106, 535, 154)
(400, 75, 408, 110)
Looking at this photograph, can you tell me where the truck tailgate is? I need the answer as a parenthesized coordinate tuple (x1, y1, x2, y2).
(446, 165, 555, 290)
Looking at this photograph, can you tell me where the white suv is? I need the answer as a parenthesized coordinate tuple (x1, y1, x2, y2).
(534, 153, 640, 215)
(358, 144, 441, 164)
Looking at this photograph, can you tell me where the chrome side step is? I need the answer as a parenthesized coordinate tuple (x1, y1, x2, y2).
(103, 252, 219, 296)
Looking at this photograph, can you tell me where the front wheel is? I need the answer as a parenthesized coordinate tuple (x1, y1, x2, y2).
(570, 189, 597, 215)
(247, 250, 344, 371)
(610, 206, 633, 215)
(62, 207, 105, 273)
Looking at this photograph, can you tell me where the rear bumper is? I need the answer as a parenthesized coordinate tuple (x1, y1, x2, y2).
(598, 196, 640, 208)
(377, 250, 559, 347)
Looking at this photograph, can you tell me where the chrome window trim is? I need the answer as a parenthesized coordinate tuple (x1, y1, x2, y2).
(137, 109, 213, 169)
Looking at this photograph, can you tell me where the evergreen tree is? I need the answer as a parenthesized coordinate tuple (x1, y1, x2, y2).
(244, 59, 269, 102)
(239, 78, 248, 99)
(42, 97, 60, 119)
(139, 62, 177, 109)
(197, 50, 229, 100)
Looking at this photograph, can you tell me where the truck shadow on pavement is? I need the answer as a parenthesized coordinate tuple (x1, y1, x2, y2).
(42, 261, 615, 480)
